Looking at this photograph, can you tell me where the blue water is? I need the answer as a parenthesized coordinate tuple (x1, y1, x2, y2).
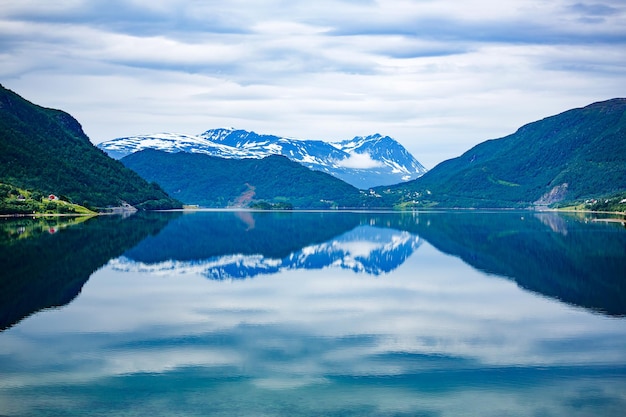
(1, 211, 625, 416)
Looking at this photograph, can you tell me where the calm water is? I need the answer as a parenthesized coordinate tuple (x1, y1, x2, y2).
(1, 210, 625, 416)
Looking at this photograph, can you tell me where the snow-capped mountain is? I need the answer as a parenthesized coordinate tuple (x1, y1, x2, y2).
(97, 128, 427, 188)
(109, 225, 422, 280)
(333, 135, 427, 182)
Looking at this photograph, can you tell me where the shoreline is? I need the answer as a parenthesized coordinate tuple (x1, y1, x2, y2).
(2, 206, 625, 218)
(0, 212, 97, 219)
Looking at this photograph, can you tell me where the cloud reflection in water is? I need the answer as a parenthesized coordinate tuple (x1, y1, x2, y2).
(1, 211, 625, 416)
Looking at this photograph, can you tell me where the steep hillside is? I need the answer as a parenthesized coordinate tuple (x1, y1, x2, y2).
(0, 84, 181, 210)
(121, 149, 370, 209)
(382, 98, 626, 208)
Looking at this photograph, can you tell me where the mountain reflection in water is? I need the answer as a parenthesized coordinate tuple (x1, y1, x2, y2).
(1, 209, 625, 333)
(0, 213, 179, 330)
(118, 210, 626, 316)
(115, 223, 422, 278)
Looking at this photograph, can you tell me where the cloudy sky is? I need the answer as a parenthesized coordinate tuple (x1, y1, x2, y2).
(1, 0, 625, 167)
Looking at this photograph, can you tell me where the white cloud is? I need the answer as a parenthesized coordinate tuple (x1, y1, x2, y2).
(336, 152, 385, 169)
(0, 0, 625, 168)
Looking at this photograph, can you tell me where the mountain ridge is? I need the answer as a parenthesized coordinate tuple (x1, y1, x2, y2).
(99, 128, 427, 189)
(3, 83, 623, 211)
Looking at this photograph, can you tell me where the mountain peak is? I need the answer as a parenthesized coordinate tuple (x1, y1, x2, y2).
(362, 133, 384, 140)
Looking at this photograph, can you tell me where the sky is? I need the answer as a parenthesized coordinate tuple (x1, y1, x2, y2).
(1, 0, 625, 168)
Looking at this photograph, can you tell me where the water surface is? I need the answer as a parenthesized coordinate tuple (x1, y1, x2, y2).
(1, 211, 625, 416)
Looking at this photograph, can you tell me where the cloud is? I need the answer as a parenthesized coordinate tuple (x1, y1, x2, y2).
(569, 2, 620, 17)
(0, 0, 625, 168)
(336, 152, 385, 169)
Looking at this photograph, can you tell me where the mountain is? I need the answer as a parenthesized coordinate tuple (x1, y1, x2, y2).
(121, 149, 371, 208)
(0, 84, 181, 210)
(98, 128, 427, 189)
(380, 98, 626, 208)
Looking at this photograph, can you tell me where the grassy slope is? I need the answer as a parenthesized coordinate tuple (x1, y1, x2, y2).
(0, 182, 95, 215)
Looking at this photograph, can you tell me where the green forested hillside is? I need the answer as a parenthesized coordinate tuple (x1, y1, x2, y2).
(381, 98, 626, 208)
(0, 84, 181, 211)
(121, 149, 369, 208)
